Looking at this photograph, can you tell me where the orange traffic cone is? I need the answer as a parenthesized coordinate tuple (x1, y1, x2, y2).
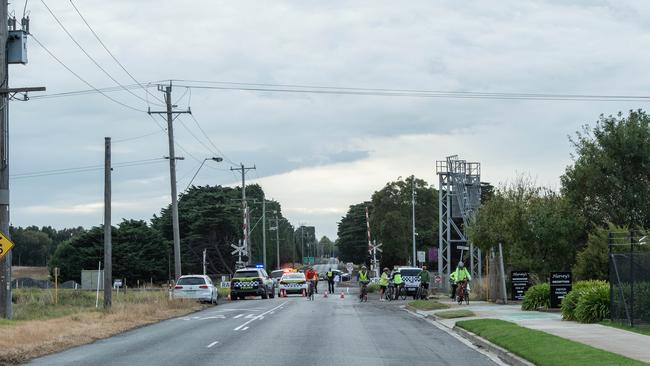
(340, 291, 345, 299)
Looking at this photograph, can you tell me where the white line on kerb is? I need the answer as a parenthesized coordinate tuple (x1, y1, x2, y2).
(207, 341, 219, 348)
(233, 303, 285, 331)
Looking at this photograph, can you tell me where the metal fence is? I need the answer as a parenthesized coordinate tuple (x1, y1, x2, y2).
(609, 231, 650, 328)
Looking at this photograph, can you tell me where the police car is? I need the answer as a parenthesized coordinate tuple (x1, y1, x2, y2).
(278, 272, 309, 297)
(398, 266, 422, 300)
(230, 268, 275, 300)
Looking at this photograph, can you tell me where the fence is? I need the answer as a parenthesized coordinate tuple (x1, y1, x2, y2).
(609, 231, 650, 328)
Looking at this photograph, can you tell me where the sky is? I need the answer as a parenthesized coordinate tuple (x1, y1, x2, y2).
(8, 0, 650, 239)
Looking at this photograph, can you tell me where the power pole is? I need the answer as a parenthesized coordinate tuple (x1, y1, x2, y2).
(202, 248, 206, 276)
(103, 137, 112, 308)
(0, 10, 45, 318)
(411, 175, 416, 266)
(301, 225, 305, 264)
(148, 82, 190, 281)
(230, 163, 255, 264)
(262, 198, 267, 269)
(275, 215, 280, 269)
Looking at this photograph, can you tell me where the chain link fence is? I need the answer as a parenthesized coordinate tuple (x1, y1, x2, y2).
(609, 231, 650, 328)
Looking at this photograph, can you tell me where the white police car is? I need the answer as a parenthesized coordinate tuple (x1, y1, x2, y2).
(398, 266, 422, 300)
(278, 272, 309, 297)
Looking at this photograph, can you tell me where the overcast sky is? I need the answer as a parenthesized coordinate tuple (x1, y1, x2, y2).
(8, 0, 650, 239)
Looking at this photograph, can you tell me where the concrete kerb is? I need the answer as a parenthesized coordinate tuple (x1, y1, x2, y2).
(453, 326, 535, 366)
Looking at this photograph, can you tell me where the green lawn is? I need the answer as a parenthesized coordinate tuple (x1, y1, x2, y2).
(407, 299, 449, 311)
(600, 320, 650, 337)
(456, 319, 647, 366)
(435, 309, 475, 319)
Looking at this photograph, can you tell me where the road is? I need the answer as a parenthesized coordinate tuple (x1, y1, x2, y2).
(26, 289, 499, 366)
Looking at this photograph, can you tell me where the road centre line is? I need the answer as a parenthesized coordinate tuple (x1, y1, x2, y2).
(233, 303, 286, 331)
(206, 341, 219, 348)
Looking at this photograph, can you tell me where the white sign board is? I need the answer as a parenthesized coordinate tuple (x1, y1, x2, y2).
(417, 251, 426, 262)
(346, 263, 353, 273)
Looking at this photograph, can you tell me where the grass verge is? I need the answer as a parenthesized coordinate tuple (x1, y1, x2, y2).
(456, 319, 647, 366)
(435, 309, 475, 319)
(600, 320, 650, 337)
(0, 289, 204, 365)
(408, 299, 449, 311)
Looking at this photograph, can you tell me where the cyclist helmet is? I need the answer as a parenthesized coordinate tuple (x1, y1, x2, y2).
(458, 261, 465, 268)
(361, 265, 367, 269)
(383, 267, 389, 272)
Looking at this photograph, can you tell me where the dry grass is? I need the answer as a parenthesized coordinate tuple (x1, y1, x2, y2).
(0, 289, 203, 366)
(12, 266, 50, 280)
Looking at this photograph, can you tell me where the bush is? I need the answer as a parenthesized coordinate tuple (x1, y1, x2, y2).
(522, 283, 550, 310)
(574, 283, 610, 323)
(367, 283, 380, 293)
(561, 280, 608, 321)
(573, 227, 613, 281)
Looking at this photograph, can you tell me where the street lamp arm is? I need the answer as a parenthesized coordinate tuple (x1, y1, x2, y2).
(184, 157, 222, 191)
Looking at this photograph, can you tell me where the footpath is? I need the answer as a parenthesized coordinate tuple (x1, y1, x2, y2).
(414, 299, 650, 364)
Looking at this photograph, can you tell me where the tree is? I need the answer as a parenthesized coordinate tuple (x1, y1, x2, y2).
(562, 110, 650, 228)
(10, 227, 52, 266)
(337, 202, 371, 264)
(49, 220, 168, 283)
(573, 226, 613, 281)
(468, 178, 586, 279)
(319, 236, 335, 257)
(369, 176, 438, 268)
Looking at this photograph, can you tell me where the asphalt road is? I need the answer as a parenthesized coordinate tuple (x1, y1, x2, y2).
(26, 289, 499, 366)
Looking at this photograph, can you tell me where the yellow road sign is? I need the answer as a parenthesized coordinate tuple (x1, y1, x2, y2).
(0, 232, 14, 259)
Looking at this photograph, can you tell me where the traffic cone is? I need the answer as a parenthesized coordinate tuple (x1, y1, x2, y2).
(340, 291, 345, 299)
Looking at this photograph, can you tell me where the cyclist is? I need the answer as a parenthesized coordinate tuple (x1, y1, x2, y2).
(418, 265, 430, 299)
(451, 261, 471, 300)
(379, 267, 389, 301)
(391, 268, 403, 300)
(358, 265, 370, 300)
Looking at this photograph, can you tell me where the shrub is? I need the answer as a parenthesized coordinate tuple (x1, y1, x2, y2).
(367, 283, 380, 293)
(561, 280, 608, 321)
(574, 283, 610, 323)
(522, 283, 550, 310)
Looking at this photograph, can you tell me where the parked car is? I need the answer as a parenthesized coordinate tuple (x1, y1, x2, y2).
(230, 267, 275, 300)
(173, 275, 218, 304)
(397, 266, 423, 299)
(270, 269, 285, 286)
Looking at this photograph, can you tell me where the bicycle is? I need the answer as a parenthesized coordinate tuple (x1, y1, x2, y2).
(359, 281, 369, 302)
(416, 283, 429, 300)
(396, 284, 407, 301)
(456, 280, 470, 305)
(385, 282, 395, 301)
(307, 280, 315, 301)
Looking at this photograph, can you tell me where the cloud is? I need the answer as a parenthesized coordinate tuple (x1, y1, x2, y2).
(6, 0, 650, 240)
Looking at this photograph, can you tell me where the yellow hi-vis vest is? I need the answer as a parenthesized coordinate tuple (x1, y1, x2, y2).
(359, 271, 369, 282)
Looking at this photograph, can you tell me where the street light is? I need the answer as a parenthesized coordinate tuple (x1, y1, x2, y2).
(185, 157, 223, 191)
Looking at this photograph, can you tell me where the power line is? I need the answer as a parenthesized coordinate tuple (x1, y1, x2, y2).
(40, 0, 152, 107)
(188, 113, 236, 165)
(11, 158, 166, 179)
(113, 129, 165, 143)
(29, 33, 147, 112)
(67, 0, 166, 106)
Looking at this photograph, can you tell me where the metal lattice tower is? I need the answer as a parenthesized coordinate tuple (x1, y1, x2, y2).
(437, 155, 482, 285)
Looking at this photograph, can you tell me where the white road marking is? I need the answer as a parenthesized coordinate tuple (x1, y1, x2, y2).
(242, 327, 249, 331)
(245, 314, 255, 319)
(233, 314, 244, 319)
(207, 341, 219, 348)
(233, 303, 286, 331)
(201, 315, 226, 320)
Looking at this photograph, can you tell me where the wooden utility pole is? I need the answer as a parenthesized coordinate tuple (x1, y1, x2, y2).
(103, 137, 112, 308)
(148, 82, 190, 281)
(0, 5, 45, 318)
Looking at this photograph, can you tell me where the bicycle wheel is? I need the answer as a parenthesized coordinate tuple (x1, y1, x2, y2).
(399, 287, 407, 300)
(464, 291, 469, 305)
(387, 287, 393, 301)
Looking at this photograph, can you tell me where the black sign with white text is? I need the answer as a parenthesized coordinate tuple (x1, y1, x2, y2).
(550, 272, 572, 308)
(511, 271, 530, 301)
